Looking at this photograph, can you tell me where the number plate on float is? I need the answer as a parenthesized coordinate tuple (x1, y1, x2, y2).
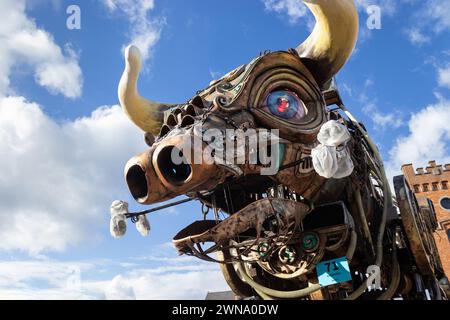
(317, 257, 352, 287)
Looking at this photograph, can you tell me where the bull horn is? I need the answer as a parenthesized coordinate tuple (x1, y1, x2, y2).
(297, 0, 359, 86)
(118, 45, 172, 135)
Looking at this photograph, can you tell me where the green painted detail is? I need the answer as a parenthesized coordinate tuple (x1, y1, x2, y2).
(302, 232, 319, 251)
(276, 143, 286, 171)
(231, 83, 243, 94)
(258, 242, 270, 258)
(281, 247, 296, 264)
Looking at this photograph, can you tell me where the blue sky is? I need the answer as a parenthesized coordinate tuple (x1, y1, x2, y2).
(0, 0, 449, 299)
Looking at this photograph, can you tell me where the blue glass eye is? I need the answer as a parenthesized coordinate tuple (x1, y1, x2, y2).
(265, 90, 306, 120)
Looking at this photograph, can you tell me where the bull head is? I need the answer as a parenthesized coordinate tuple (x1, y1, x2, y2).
(119, 0, 358, 210)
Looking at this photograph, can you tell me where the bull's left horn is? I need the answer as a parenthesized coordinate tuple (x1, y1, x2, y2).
(118, 45, 173, 135)
(296, 0, 359, 86)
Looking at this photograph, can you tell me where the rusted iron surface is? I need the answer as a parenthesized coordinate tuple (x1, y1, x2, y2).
(172, 199, 310, 255)
(394, 176, 442, 277)
(115, 0, 448, 300)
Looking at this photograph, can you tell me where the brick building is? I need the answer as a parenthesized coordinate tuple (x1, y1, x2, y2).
(401, 161, 450, 277)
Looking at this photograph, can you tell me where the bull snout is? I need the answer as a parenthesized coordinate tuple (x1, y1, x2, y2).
(125, 161, 148, 201)
(154, 145, 193, 186)
(124, 134, 227, 205)
(124, 150, 174, 205)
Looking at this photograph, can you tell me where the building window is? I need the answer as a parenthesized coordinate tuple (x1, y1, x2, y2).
(442, 181, 449, 190)
(441, 197, 450, 211)
(423, 184, 429, 192)
(432, 182, 439, 191)
(413, 185, 420, 193)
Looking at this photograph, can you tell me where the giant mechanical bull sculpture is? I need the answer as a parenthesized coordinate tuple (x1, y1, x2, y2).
(114, 0, 448, 300)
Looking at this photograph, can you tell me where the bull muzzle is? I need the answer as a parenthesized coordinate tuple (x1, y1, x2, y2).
(124, 133, 227, 205)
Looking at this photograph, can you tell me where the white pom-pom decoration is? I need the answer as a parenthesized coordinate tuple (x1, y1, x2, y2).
(334, 146, 355, 179)
(135, 215, 151, 237)
(110, 200, 129, 239)
(312, 121, 354, 179)
(317, 120, 351, 147)
(311, 145, 338, 179)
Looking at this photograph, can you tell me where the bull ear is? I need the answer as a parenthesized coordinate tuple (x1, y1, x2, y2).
(118, 45, 175, 135)
(296, 0, 359, 87)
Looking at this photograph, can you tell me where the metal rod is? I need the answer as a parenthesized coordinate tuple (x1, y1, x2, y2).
(125, 197, 195, 219)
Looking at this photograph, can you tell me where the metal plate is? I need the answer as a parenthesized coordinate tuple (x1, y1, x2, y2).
(394, 175, 441, 277)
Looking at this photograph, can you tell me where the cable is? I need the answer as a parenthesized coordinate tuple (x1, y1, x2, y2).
(339, 103, 393, 300)
(377, 247, 400, 300)
(236, 263, 321, 299)
(254, 288, 274, 301)
(238, 231, 356, 300)
(355, 189, 375, 256)
(126, 197, 195, 220)
(346, 231, 358, 261)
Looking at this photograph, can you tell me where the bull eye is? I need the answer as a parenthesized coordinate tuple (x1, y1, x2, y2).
(264, 90, 307, 121)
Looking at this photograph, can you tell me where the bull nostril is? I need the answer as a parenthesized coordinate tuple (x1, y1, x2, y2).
(156, 146, 192, 186)
(126, 165, 149, 201)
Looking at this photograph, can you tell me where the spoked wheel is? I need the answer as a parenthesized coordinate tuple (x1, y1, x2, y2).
(217, 251, 254, 299)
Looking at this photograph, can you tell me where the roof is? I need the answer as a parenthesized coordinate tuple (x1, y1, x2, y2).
(205, 291, 236, 300)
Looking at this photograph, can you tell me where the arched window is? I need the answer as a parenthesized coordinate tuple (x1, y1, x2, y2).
(441, 221, 450, 242)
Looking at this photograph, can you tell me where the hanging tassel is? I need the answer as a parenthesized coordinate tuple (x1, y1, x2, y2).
(135, 214, 151, 237)
(110, 200, 128, 239)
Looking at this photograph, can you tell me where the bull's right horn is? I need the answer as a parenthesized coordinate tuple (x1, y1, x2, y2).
(118, 45, 174, 135)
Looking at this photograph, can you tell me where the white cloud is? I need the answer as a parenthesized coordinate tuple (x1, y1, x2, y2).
(364, 107, 404, 130)
(0, 0, 167, 264)
(102, 0, 164, 61)
(387, 99, 450, 177)
(424, 0, 450, 34)
(103, 275, 137, 300)
(355, 0, 397, 16)
(262, 0, 308, 24)
(359, 79, 404, 131)
(405, 28, 430, 45)
(0, 255, 229, 300)
(0, 0, 82, 98)
(0, 260, 96, 299)
(262, 0, 397, 26)
(438, 66, 450, 89)
(0, 96, 143, 255)
(97, 267, 228, 300)
(405, 0, 450, 45)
